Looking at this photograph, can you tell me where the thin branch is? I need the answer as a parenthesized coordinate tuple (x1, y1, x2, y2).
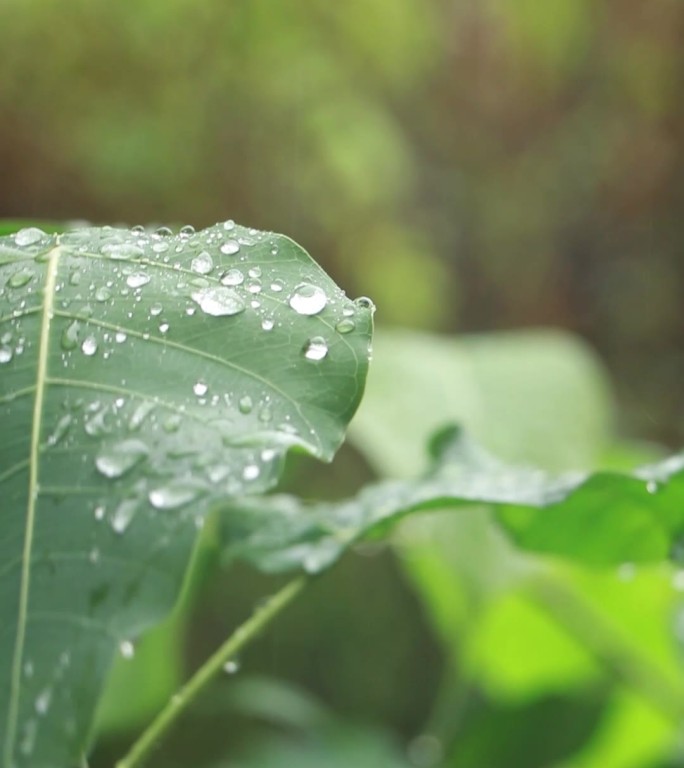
(115, 576, 307, 768)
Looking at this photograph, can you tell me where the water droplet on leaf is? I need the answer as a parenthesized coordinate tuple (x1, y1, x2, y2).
(14, 227, 45, 247)
(95, 439, 149, 478)
(191, 286, 245, 317)
(81, 336, 98, 356)
(191, 251, 214, 274)
(289, 283, 327, 315)
(220, 240, 240, 256)
(303, 336, 328, 361)
(8, 268, 33, 288)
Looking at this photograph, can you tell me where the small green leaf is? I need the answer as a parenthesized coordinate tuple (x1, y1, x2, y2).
(219, 427, 684, 573)
(0, 223, 373, 767)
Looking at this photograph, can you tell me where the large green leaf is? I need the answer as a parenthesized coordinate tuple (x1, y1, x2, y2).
(219, 427, 684, 573)
(0, 223, 372, 768)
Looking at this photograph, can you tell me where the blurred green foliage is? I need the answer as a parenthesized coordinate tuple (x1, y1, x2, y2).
(2, 1, 684, 766)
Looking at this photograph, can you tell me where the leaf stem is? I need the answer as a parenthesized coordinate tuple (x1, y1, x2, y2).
(528, 574, 684, 724)
(115, 576, 307, 768)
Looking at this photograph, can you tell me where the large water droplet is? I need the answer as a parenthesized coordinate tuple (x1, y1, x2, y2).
(8, 268, 33, 288)
(95, 439, 149, 478)
(303, 336, 328, 361)
(289, 283, 327, 316)
(61, 320, 80, 351)
(101, 243, 145, 260)
(191, 287, 245, 317)
(220, 240, 240, 256)
(220, 268, 244, 286)
(15, 227, 46, 247)
(126, 272, 151, 288)
(191, 251, 214, 275)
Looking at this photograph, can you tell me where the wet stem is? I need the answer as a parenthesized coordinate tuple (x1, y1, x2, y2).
(115, 576, 307, 768)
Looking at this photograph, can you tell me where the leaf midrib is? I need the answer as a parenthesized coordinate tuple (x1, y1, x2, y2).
(3, 244, 60, 767)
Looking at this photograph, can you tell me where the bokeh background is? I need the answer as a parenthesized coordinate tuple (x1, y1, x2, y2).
(3, 2, 684, 767)
(2, 0, 683, 445)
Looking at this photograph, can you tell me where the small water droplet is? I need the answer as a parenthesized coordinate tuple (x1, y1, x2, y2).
(354, 296, 375, 312)
(248, 266, 262, 278)
(150, 303, 163, 316)
(8, 268, 33, 288)
(95, 439, 149, 478)
(270, 280, 284, 293)
(220, 268, 244, 286)
(335, 318, 355, 334)
(220, 240, 240, 256)
(242, 464, 260, 481)
(95, 285, 112, 302)
(155, 226, 173, 237)
(180, 224, 196, 237)
(163, 414, 183, 432)
(646, 480, 658, 495)
(223, 220, 235, 230)
(193, 380, 208, 397)
(246, 280, 262, 294)
(258, 405, 273, 422)
(191, 251, 214, 274)
(261, 318, 274, 331)
(149, 483, 200, 510)
(34, 689, 51, 715)
(238, 396, 253, 414)
(81, 336, 98, 356)
(303, 336, 328, 361)
(289, 283, 327, 315)
(94, 505, 105, 521)
(69, 270, 82, 286)
(115, 331, 127, 343)
(126, 272, 150, 288)
(128, 401, 156, 431)
(159, 322, 169, 334)
(111, 499, 138, 533)
(15, 227, 46, 247)
(119, 640, 135, 659)
(47, 414, 73, 446)
(191, 287, 245, 317)
(0, 347, 12, 364)
(89, 547, 100, 564)
(223, 660, 240, 674)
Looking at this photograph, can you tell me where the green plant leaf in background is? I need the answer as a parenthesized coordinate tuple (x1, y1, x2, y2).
(0, 223, 373, 768)
(219, 426, 684, 573)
